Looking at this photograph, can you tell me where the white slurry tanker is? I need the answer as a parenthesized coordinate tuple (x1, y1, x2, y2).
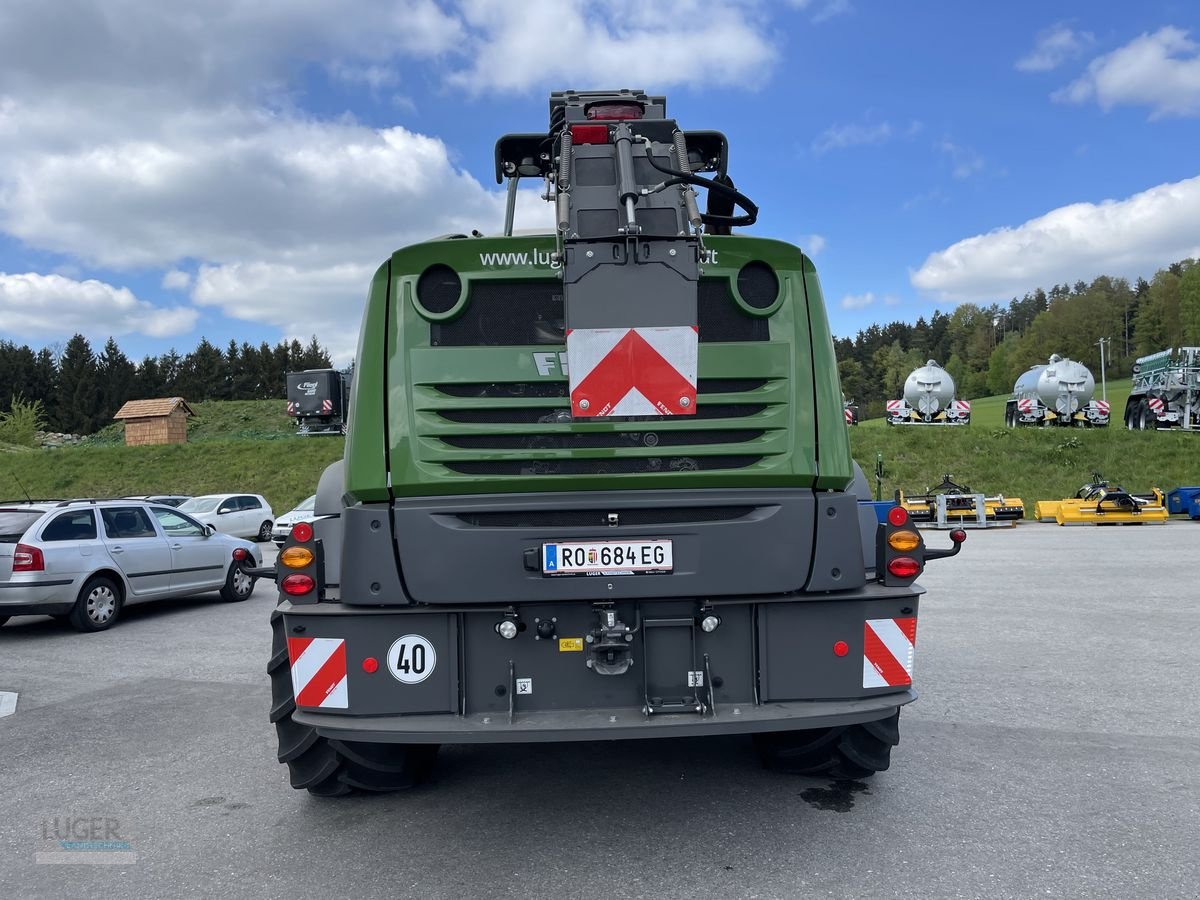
(885, 360, 971, 426)
(1005, 354, 1110, 427)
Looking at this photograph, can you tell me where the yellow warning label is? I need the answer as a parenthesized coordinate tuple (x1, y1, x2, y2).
(559, 637, 584, 652)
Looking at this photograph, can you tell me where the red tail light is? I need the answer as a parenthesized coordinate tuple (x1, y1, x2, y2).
(887, 557, 920, 579)
(570, 124, 609, 144)
(281, 573, 315, 596)
(291, 522, 313, 543)
(887, 506, 909, 527)
(13, 543, 44, 572)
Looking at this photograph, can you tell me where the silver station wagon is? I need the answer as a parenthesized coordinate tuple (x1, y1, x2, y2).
(0, 499, 263, 632)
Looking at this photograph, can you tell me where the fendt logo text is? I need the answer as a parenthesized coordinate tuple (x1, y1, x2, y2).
(533, 352, 569, 376)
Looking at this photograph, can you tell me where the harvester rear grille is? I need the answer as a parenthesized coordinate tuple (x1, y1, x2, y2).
(430, 280, 768, 346)
(440, 429, 763, 449)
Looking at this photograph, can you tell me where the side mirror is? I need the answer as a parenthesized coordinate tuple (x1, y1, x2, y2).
(217, 507, 232, 515)
(204, 524, 217, 536)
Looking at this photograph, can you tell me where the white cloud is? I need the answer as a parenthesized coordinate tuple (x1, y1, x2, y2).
(789, 0, 854, 23)
(840, 291, 876, 310)
(800, 234, 827, 255)
(446, 1, 777, 94)
(0, 272, 196, 339)
(812, 121, 892, 155)
(1055, 26, 1200, 118)
(1016, 24, 1093, 72)
(938, 140, 985, 179)
(162, 269, 191, 290)
(911, 174, 1200, 301)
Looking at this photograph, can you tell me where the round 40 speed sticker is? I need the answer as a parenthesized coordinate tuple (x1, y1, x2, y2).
(387, 634, 437, 685)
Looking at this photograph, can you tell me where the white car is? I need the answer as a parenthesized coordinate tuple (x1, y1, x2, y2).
(272, 495, 316, 546)
(178, 494, 275, 542)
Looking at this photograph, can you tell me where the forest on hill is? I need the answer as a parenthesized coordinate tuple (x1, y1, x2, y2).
(0, 334, 333, 435)
(835, 258, 1200, 419)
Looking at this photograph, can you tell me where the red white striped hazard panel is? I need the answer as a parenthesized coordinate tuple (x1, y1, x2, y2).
(286, 401, 296, 415)
(886, 400, 903, 413)
(844, 408, 854, 424)
(567, 326, 697, 417)
(1017, 399, 1034, 413)
(952, 400, 971, 413)
(863, 617, 917, 689)
(1095, 400, 1110, 414)
(321, 399, 333, 413)
(287, 637, 348, 709)
(1148, 398, 1165, 414)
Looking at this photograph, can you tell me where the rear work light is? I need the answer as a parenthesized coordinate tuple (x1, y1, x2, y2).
(887, 530, 921, 552)
(887, 557, 921, 579)
(585, 103, 644, 120)
(291, 522, 313, 543)
(281, 573, 315, 596)
(280, 547, 314, 569)
(12, 543, 44, 572)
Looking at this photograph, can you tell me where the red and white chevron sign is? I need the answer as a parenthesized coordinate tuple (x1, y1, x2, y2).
(886, 400, 903, 414)
(1017, 399, 1034, 413)
(863, 617, 917, 688)
(567, 326, 698, 418)
(1147, 398, 1164, 414)
(845, 408, 854, 424)
(321, 399, 333, 413)
(287, 637, 348, 708)
(286, 401, 296, 415)
(953, 400, 971, 413)
(1095, 400, 1110, 415)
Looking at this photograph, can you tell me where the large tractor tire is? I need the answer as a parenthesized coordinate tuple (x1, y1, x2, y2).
(1138, 402, 1154, 431)
(269, 607, 438, 796)
(754, 710, 900, 780)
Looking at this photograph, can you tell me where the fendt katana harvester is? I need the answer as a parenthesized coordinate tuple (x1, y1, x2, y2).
(260, 91, 964, 796)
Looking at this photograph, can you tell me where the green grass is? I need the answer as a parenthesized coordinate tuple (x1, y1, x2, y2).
(850, 422, 1200, 514)
(3, 400, 342, 514)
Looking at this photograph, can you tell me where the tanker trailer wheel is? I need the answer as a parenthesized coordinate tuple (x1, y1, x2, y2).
(754, 709, 900, 780)
(1138, 403, 1155, 431)
(269, 607, 439, 796)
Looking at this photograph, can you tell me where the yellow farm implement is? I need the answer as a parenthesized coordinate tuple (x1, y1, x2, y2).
(897, 475, 1025, 528)
(1034, 476, 1168, 525)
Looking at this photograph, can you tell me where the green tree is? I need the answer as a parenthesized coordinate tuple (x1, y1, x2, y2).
(56, 334, 101, 434)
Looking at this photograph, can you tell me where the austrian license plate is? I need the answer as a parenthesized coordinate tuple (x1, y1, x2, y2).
(542, 539, 673, 576)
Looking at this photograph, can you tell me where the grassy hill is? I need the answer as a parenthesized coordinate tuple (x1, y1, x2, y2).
(850, 378, 1200, 512)
(2, 401, 342, 515)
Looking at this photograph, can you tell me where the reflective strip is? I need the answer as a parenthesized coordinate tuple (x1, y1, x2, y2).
(863, 617, 916, 688)
(287, 637, 349, 709)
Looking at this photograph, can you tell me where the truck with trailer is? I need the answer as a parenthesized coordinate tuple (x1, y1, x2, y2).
(286, 369, 350, 435)
(1124, 347, 1200, 431)
(261, 90, 964, 796)
(885, 360, 971, 425)
(1005, 354, 1110, 428)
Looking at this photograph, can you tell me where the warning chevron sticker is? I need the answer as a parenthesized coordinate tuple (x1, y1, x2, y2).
(287, 636, 348, 709)
(567, 326, 697, 417)
(862, 617, 917, 689)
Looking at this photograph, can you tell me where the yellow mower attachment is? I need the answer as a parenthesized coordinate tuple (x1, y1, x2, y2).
(1037, 476, 1168, 526)
(897, 475, 1025, 528)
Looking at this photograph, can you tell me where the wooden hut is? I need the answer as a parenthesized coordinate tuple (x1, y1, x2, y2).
(113, 398, 195, 446)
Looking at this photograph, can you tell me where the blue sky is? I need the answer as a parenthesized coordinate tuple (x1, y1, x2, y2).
(1, 0, 1198, 362)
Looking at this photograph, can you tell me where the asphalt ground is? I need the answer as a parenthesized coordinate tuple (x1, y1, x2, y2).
(2, 524, 1198, 900)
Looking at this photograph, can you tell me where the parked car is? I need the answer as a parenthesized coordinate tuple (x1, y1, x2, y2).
(124, 494, 191, 508)
(0, 500, 263, 632)
(177, 494, 275, 542)
(271, 495, 315, 546)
